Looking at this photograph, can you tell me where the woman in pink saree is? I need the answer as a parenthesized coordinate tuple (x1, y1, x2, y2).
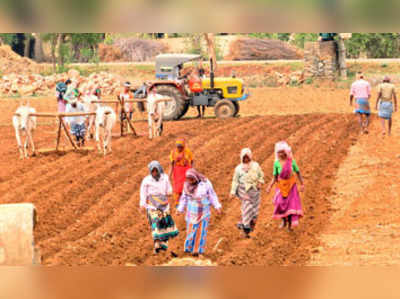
(266, 141, 305, 231)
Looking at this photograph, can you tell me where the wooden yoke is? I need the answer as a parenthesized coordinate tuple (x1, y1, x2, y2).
(26, 112, 99, 152)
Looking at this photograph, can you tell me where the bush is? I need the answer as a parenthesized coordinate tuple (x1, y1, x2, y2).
(305, 78, 313, 85)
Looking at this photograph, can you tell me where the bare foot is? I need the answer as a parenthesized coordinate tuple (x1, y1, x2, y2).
(279, 220, 287, 229)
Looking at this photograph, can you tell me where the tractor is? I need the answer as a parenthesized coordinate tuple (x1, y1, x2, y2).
(134, 54, 249, 120)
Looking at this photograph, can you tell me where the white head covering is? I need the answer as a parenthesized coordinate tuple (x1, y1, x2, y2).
(240, 148, 252, 161)
(274, 141, 292, 161)
(240, 148, 252, 172)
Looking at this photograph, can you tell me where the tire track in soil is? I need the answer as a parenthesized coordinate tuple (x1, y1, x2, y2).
(212, 115, 357, 265)
(42, 117, 255, 264)
(278, 115, 357, 265)
(0, 112, 358, 266)
(36, 119, 219, 253)
(0, 126, 62, 184)
(0, 125, 75, 184)
(63, 116, 272, 265)
(51, 115, 332, 266)
(215, 115, 347, 265)
(53, 116, 270, 265)
(200, 114, 337, 265)
(123, 116, 287, 265)
(39, 120, 219, 261)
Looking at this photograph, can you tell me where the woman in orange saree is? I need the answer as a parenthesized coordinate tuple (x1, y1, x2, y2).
(169, 138, 194, 206)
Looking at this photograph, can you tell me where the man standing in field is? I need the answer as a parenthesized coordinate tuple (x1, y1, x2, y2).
(376, 76, 398, 136)
(350, 72, 372, 134)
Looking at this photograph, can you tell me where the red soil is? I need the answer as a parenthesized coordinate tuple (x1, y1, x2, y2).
(0, 94, 358, 265)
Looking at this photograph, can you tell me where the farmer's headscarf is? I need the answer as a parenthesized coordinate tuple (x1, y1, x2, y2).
(240, 148, 253, 172)
(176, 138, 185, 148)
(148, 160, 164, 181)
(274, 141, 292, 161)
(383, 76, 391, 83)
(184, 168, 206, 196)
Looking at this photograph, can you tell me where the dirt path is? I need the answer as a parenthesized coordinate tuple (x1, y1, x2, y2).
(309, 116, 400, 265)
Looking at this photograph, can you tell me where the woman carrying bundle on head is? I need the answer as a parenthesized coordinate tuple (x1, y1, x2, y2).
(176, 169, 221, 257)
(140, 161, 179, 255)
(230, 148, 264, 238)
(266, 141, 304, 231)
(169, 138, 194, 207)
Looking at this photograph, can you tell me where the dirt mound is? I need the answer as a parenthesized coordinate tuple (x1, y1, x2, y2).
(99, 38, 169, 62)
(226, 38, 303, 60)
(162, 258, 216, 266)
(0, 45, 43, 75)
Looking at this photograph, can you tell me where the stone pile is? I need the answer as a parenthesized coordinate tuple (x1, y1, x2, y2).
(304, 41, 338, 80)
(0, 69, 128, 97)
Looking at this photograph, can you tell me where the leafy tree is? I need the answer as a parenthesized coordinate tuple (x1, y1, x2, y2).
(0, 33, 17, 45)
(345, 33, 400, 58)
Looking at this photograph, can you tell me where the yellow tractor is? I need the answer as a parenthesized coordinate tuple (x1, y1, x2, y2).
(135, 54, 250, 120)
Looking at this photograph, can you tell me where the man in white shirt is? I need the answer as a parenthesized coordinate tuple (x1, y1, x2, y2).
(65, 98, 88, 147)
(146, 86, 170, 140)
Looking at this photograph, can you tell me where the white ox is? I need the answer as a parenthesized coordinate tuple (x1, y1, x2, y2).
(12, 104, 37, 159)
(82, 95, 100, 139)
(95, 106, 116, 156)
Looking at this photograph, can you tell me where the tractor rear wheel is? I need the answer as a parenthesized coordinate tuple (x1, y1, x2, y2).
(178, 102, 190, 119)
(214, 100, 236, 119)
(232, 101, 240, 117)
(155, 85, 187, 120)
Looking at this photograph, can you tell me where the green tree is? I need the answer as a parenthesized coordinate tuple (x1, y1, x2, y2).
(0, 33, 17, 45)
(345, 33, 400, 58)
(41, 33, 104, 72)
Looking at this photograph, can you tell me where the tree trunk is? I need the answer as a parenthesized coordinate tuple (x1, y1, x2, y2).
(204, 33, 217, 71)
(73, 42, 81, 62)
(32, 33, 45, 62)
(337, 35, 347, 80)
(51, 34, 58, 73)
(57, 33, 67, 68)
(24, 34, 30, 57)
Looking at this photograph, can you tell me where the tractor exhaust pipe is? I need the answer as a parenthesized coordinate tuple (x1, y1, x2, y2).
(210, 57, 215, 89)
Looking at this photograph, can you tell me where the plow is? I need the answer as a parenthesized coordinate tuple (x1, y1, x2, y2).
(13, 97, 149, 157)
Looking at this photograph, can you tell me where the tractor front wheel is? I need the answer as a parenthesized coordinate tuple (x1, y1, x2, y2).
(214, 100, 236, 119)
(155, 85, 187, 120)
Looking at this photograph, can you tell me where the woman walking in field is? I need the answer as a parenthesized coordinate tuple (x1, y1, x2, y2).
(169, 138, 194, 207)
(230, 148, 264, 238)
(375, 76, 398, 136)
(176, 169, 221, 257)
(140, 161, 179, 254)
(266, 141, 304, 231)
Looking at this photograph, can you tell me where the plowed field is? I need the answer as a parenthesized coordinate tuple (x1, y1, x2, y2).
(0, 89, 359, 265)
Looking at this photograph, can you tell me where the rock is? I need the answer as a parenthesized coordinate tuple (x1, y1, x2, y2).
(311, 246, 324, 254)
